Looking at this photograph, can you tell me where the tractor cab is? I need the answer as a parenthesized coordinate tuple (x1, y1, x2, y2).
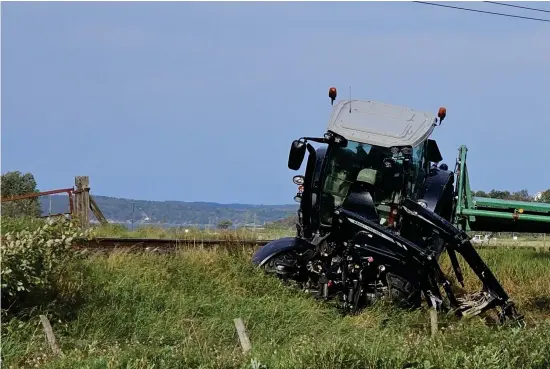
(288, 88, 447, 237)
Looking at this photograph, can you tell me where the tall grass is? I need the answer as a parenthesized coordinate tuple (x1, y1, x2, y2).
(2, 246, 549, 369)
(92, 223, 295, 241)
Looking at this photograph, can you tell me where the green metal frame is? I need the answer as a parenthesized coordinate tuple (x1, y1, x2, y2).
(452, 145, 550, 232)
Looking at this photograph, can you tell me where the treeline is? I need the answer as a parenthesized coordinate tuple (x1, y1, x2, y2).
(472, 189, 550, 202)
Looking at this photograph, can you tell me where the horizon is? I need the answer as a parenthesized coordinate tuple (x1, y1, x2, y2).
(40, 192, 298, 207)
(38, 188, 544, 207)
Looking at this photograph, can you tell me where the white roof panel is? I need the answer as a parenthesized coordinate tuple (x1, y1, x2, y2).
(327, 100, 437, 148)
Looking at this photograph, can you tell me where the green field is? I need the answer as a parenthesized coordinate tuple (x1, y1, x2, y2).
(2, 245, 549, 369)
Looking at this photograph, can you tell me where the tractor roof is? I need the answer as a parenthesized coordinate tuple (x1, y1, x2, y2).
(326, 100, 437, 148)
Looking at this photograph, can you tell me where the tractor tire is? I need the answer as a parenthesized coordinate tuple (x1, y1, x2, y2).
(386, 272, 422, 309)
(262, 250, 310, 290)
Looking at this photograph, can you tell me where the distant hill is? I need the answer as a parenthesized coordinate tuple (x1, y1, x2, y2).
(265, 215, 298, 229)
(39, 195, 298, 227)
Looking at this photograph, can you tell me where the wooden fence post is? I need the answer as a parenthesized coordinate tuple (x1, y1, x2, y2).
(430, 307, 438, 337)
(39, 315, 63, 356)
(234, 318, 252, 354)
(74, 176, 90, 229)
(89, 195, 108, 225)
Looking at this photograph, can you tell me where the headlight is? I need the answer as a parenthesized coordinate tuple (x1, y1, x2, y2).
(417, 200, 428, 208)
(293, 175, 305, 185)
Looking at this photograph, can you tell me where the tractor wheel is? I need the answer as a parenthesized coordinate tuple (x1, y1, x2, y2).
(385, 272, 422, 309)
(262, 250, 309, 289)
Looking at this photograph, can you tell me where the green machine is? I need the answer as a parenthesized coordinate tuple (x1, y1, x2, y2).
(452, 145, 550, 233)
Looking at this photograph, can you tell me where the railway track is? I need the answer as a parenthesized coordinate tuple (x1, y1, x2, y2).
(79, 237, 549, 253)
(79, 237, 270, 253)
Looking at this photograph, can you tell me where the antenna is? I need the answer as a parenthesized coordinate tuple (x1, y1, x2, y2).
(349, 85, 352, 113)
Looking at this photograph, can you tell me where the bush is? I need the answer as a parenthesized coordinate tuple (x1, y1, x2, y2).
(0, 217, 92, 315)
(1, 216, 49, 233)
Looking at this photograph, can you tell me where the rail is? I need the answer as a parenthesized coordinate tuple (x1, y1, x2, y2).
(81, 237, 549, 252)
(86, 237, 269, 246)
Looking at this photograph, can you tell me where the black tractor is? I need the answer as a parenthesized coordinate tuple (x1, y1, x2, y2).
(252, 88, 524, 325)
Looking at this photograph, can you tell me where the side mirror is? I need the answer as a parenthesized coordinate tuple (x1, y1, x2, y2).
(288, 140, 306, 170)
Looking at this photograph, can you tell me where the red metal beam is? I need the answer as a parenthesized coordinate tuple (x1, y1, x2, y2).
(1, 188, 74, 203)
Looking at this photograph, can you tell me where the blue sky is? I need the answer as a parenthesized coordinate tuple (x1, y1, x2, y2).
(2, 1, 549, 204)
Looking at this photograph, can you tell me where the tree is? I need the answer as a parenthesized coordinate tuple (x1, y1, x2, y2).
(217, 219, 233, 230)
(488, 190, 512, 200)
(472, 190, 488, 197)
(510, 189, 531, 202)
(538, 189, 550, 203)
(1, 171, 42, 218)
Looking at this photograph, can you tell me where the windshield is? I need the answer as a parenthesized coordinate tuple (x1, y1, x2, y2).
(319, 140, 426, 225)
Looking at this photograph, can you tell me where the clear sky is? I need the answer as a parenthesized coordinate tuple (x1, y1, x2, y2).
(2, 1, 549, 204)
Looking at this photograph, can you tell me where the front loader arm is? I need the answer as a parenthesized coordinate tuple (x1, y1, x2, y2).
(333, 208, 453, 306)
(401, 198, 524, 325)
(334, 208, 435, 267)
(331, 200, 523, 325)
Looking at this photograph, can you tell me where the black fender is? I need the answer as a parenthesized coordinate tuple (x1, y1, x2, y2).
(417, 167, 454, 219)
(252, 237, 313, 267)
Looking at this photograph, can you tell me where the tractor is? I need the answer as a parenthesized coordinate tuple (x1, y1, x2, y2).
(252, 87, 549, 325)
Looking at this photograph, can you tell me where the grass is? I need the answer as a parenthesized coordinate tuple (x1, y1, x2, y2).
(480, 238, 550, 248)
(2, 246, 549, 369)
(91, 223, 295, 241)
